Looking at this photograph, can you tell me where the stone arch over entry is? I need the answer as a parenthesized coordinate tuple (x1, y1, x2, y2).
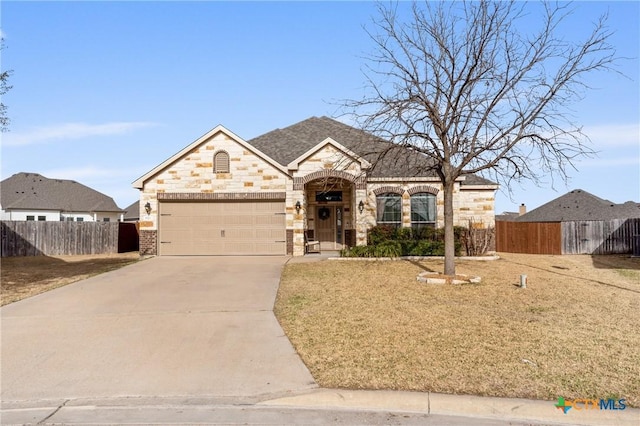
(294, 170, 366, 190)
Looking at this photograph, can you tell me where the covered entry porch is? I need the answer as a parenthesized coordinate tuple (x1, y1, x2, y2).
(291, 170, 369, 256)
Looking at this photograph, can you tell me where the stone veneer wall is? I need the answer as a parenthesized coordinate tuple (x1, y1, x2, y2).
(454, 189, 496, 227)
(139, 130, 288, 232)
(362, 181, 496, 235)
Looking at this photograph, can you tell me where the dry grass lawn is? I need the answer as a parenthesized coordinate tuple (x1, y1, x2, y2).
(275, 253, 640, 406)
(1, 252, 139, 306)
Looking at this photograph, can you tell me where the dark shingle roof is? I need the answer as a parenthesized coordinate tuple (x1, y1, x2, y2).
(1, 172, 123, 213)
(248, 116, 446, 178)
(515, 189, 640, 222)
(123, 200, 139, 220)
(248, 116, 495, 184)
(495, 212, 520, 221)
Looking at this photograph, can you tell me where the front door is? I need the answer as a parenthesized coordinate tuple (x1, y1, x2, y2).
(316, 206, 343, 251)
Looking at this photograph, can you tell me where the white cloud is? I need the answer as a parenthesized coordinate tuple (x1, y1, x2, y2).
(583, 123, 639, 147)
(2, 121, 159, 146)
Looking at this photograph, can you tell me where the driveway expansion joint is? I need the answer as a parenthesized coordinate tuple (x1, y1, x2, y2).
(37, 399, 69, 425)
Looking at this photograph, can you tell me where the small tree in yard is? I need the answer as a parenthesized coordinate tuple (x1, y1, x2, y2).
(344, 1, 619, 275)
(1, 38, 12, 132)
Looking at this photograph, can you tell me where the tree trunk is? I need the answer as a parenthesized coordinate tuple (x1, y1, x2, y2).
(443, 177, 456, 276)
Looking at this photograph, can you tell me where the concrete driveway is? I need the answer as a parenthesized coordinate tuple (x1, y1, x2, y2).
(1, 256, 316, 406)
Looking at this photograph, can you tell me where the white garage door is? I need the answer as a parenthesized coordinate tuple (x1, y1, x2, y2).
(158, 201, 286, 255)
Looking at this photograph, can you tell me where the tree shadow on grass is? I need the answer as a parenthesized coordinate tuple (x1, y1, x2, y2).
(405, 259, 438, 273)
(503, 257, 640, 295)
(590, 254, 640, 271)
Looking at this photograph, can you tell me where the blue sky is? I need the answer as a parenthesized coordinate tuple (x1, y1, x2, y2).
(1, 1, 638, 214)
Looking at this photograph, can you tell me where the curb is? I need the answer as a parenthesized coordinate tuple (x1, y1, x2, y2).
(259, 389, 640, 426)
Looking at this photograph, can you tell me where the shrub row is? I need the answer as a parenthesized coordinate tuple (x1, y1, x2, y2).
(340, 225, 463, 258)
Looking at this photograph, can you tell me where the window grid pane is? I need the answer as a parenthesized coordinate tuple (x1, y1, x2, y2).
(376, 193, 402, 228)
(411, 193, 436, 228)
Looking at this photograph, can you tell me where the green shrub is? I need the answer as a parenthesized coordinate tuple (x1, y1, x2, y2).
(340, 245, 376, 258)
(367, 225, 397, 245)
(413, 226, 437, 241)
(395, 227, 414, 241)
(399, 240, 417, 256)
(349, 225, 465, 257)
(374, 241, 402, 258)
(408, 240, 444, 256)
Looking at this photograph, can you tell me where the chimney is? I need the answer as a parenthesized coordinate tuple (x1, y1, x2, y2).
(519, 203, 527, 216)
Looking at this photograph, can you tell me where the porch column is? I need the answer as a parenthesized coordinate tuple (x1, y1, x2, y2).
(289, 188, 306, 256)
(355, 187, 370, 246)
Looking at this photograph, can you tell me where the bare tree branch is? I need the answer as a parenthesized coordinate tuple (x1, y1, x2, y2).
(340, 0, 620, 275)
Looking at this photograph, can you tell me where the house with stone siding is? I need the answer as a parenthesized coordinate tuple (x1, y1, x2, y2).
(132, 116, 498, 256)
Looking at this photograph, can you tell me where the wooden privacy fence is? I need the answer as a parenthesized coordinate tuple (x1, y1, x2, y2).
(496, 221, 562, 255)
(1, 221, 139, 257)
(496, 218, 640, 255)
(562, 218, 640, 255)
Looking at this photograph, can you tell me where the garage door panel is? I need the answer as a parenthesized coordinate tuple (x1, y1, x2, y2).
(224, 216, 255, 226)
(159, 201, 285, 255)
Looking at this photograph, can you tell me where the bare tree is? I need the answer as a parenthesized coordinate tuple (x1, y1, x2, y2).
(1, 38, 12, 132)
(344, 1, 618, 275)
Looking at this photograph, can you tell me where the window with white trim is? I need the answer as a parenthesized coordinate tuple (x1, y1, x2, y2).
(214, 151, 230, 173)
(376, 193, 402, 228)
(411, 193, 436, 228)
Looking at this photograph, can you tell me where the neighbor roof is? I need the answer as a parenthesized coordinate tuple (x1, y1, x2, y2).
(515, 189, 640, 222)
(1, 172, 123, 212)
(123, 200, 140, 220)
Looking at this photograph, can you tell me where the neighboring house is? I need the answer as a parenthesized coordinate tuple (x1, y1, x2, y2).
(0, 172, 124, 222)
(496, 189, 640, 255)
(123, 200, 140, 222)
(495, 212, 520, 222)
(495, 204, 527, 221)
(514, 189, 640, 222)
(133, 116, 498, 256)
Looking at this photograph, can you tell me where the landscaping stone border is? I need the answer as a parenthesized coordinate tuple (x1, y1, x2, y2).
(416, 271, 482, 285)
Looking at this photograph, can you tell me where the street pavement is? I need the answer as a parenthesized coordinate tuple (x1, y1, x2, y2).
(2, 256, 638, 425)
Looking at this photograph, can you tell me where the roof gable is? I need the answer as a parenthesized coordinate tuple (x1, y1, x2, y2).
(0, 172, 122, 212)
(248, 116, 440, 178)
(287, 137, 371, 171)
(132, 125, 288, 189)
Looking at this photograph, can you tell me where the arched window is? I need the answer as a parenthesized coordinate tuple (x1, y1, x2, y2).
(411, 193, 436, 228)
(213, 151, 230, 173)
(376, 192, 402, 228)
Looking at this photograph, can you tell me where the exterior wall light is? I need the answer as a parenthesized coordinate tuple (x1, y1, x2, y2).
(144, 202, 152, 215)
(358, 200, 365, 213)
(295, 201, 302, 213)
